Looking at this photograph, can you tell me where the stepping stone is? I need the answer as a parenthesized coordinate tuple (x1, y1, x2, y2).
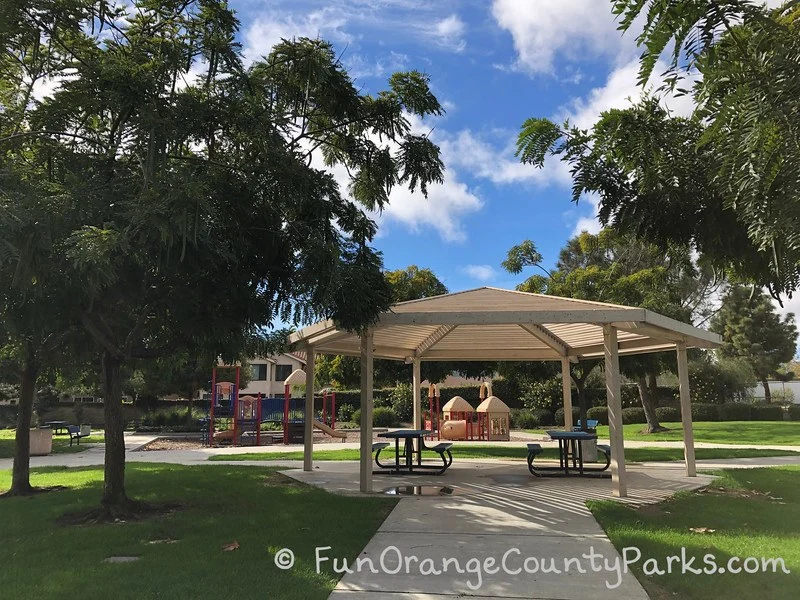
(103, 556, 140, 563)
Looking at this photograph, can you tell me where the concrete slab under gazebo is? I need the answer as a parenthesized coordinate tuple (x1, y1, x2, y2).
(288, 287, 722, 497)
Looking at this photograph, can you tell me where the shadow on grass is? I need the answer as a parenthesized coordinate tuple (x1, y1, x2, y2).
(590, 467, 800, 599)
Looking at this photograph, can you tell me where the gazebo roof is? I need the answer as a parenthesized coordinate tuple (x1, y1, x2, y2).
(288, 287, 721, 361)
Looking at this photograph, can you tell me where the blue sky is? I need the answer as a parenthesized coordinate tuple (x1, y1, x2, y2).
(230, 0, 800, 327)
(231, 0, 688, 292)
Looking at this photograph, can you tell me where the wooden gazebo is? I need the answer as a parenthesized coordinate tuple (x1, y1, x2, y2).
(288, 287, 721, 496)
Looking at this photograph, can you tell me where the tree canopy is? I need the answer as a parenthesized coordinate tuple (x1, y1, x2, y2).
(517, 1, 800, 300)
(503, 230, 721, 431)
(711, 285, 798, 402)
(1, 0, 445, 508)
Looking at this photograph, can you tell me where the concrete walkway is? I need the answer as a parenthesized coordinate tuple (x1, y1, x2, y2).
(284, 459, 714, 599)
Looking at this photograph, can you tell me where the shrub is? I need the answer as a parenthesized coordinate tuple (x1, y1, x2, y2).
(373, 407, 398, 427)
(655, 406, 680, 422)
(750, 404, 784, 421)
(532, 408, 555, 426)
(718, 403, 751, 421)
(622, 407, 647, 424)
(691, 403, 719, 422)
(510, 409, 538, 429)
(554, 407, 580, 426)
(337, 403, 354, 424)
(787, 404, 800, 421)
(352, 407, 398, 427)
(388, 383, 413, 423)
(586, 406, 609, 425)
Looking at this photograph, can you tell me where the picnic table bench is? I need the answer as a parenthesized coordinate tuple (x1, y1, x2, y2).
(526, 431, 611, 477)
(373, 430, 453, 475)
(67, 425, 92, 446)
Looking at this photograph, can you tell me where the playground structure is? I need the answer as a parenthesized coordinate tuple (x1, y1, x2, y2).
(431, 382, 510, 442)
(203, 366, 344, 447)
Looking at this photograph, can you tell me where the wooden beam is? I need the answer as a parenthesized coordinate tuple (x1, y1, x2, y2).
(379, 308, 645, 327)
(561, 357, 573, 429)
(604, 325, 627, 498)
(359, 330, 374, 493)
(303, 348, 315, 472)
(572, 338, 676, 358)
(644, 310, 722, 347)
(288, 319, 336, 344)
(412, 358, 422, 430)
(518, 324, 576, 362)
(414, 325, 456, 357)
(677, 342, 696, 477)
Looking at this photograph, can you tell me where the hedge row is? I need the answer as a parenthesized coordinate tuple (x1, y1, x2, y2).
(584, 403, 791, 424)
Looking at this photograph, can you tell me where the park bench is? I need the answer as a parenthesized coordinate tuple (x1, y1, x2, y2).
(596, 444, 611, 469)
(572, 419, 599, 431)
(421, 441, 453, 474)
(526, 443, 544, 476)
(67, 425, 92, 446)
(372, 442, 392, 469)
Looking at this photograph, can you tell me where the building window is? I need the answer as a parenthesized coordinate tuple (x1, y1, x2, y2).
(275, 364, 293, 382)
(251, 364, 268, 381)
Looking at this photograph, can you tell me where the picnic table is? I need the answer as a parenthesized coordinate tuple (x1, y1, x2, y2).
(373, 429, 453, 475)
(44, 421, 69, 435)
(526, 430, 611, 478)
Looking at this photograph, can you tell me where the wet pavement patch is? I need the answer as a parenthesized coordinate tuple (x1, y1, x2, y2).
(382, 485, 456, 496)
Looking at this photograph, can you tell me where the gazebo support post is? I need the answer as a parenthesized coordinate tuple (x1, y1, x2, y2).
(676, 341, 696, 477)
(603, 325, 627, 497)
(412, 358, 422, 430)
(359, 330, 374, 493)
(560, 357, 573, 430)
(303, 348, 315, 472)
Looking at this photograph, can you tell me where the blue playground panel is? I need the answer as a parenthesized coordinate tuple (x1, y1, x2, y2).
(259, 397, 305, 423)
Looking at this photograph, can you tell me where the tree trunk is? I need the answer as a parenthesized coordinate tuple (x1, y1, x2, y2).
(636, 374, 665, 433)
(762, 379, 772, 403)
(102, 351, 129, 507)
(6, 351, 39, 496)
(186, 384, 195, 426)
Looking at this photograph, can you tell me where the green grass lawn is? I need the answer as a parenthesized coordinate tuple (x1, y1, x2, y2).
(0, 463, 395, 600)
(526, 421, 800, 445)
(208, 445, 800, 463)
(0, 428, 105, 459)
(589, 466, 800, 599)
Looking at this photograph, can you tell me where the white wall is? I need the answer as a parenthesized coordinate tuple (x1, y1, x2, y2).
(748, 380, 800, 404)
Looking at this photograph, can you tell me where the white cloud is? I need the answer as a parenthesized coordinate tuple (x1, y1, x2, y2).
(561, 59, 696, 130)
(570, 195, 602, 236)
(242, 9, 352, 63)
(345, 50, 410, 79)
(430, 14, 467, 52)
(461, 264, 497, 281)
(492, 0, 635, 74)
(305, 113, 483, 243)
(380, 171, 483, 242)
(437, 129, 571, 187)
